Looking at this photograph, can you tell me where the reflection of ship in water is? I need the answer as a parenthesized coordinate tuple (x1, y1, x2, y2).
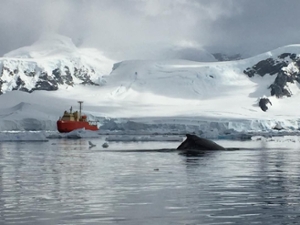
(59, 139, 88, 151)
(57, 101, 98, 133)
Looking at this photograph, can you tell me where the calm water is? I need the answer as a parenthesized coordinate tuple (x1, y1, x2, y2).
(1, 137, 300, 224)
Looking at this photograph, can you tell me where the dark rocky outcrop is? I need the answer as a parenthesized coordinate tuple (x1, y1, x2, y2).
(177, 134, 225, 150)
(259, 97, 272, 112)
(0, 62, 99, 94)
(244, 52, 300, 110)
(269, 70, 294, 97)
(244, 53, 299, 78)
(244, 58, 287, 77)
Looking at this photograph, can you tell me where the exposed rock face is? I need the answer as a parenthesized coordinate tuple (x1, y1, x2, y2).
(243, 53, 300, 98)
(0, 60, 100, 94)
(0, 34, 114, 95)
(177, 134, 225, 150)
(259, 97, 272, 112)
(269, 71, 291, 97)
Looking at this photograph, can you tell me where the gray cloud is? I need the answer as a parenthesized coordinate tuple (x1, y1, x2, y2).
(0, 0, 300, 60)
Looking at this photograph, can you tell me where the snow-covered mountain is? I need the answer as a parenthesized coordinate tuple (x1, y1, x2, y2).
(1, 36, 300, 138)
(108, 45, 300, 106)
(0, 34, 115, 94)
(243, 49, 300, 98)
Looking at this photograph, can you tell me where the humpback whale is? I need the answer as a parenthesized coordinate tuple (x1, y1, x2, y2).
(177, 134, 225, 150)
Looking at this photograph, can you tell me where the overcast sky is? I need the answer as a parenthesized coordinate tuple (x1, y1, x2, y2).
(1, 0, 300, 60)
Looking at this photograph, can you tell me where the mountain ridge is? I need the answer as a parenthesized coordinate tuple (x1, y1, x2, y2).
(2, 35, 300, 113)
(1, 43, 300, 132)
(0, 34, 115, 94)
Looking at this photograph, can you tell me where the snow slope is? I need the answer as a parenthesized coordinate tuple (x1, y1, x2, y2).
(0, 34, 115, 93)
(1, 39, 300, 138)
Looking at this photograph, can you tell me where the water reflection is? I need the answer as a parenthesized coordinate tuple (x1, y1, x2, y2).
(179, 146, 300, 224)
(0, 141, 95, 224)
(255, 148, 300, 221)
(1, 140, 300, 224)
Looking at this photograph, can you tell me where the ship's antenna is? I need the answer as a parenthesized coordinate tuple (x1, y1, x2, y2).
(78, 101, 83, 118)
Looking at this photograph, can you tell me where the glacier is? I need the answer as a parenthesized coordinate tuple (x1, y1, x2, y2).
(1, 35, 300, 140)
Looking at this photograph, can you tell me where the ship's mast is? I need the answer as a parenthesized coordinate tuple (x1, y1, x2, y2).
(78, 101, 83, 118)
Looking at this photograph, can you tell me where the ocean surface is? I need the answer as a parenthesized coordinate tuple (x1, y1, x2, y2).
(1, 137, 300, 224)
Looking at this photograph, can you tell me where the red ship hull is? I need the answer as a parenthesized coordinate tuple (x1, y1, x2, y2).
(57, 120, 98, 133)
